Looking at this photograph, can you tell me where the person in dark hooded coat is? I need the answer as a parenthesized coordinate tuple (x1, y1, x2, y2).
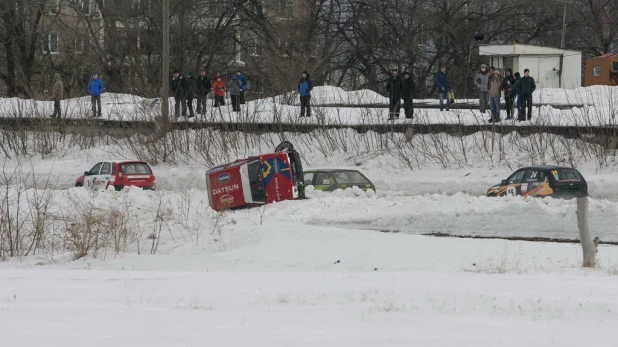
(385, 70, 402, 119)
(502, 69, 516, 120)
(401, 71, 415, 119)
(298, 70, 313, 117)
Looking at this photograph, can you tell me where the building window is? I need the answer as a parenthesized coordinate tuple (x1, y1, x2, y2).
(280, 0, 293, 18)
(48, 34, 58, 54)
(209, 0, 225, 17)
(47, 0, 60, 14)
(75, 38, 85, 54)
(503, 56, 514, 71)
(78, 0, 90, 15)
(593, 65, 602, 77)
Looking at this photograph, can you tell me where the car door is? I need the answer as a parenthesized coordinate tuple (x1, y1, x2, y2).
(503, 170, 525, 196)
(314, 172, 333, 191)
(521, 169, 550, 197)
(303, 172, 315, 187)
(96, 162, 112, 190)
(84, 162, 103, 189)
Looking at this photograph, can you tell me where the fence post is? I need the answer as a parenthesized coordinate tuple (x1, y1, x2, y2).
(576, 196, 597, 267)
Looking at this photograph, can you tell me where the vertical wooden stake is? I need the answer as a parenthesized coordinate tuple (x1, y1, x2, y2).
(577, 196, 597, 267)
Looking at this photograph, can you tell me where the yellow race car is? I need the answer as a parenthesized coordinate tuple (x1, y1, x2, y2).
(487, 166, 588, 199)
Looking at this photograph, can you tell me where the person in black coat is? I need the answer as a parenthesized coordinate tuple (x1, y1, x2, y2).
(385, 70, 402, 120)
(512, 69, 537, 121)
(170, 70, 188, 118)
(401, 71, 415, 119)
(502, 68, 516, 120)
(196, 69, 211, 115)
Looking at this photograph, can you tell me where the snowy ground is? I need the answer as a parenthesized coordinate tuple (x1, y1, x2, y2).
(2, 215, 618, 346)
(2, 85, 618, 126)
(2, 86, 618, 345)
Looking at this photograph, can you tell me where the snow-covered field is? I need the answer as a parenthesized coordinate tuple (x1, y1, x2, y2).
(2, 86, 618, 346)
(2, 85, 618, 126)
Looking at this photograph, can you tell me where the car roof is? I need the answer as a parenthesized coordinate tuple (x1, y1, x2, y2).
(516, 165, 579, 171)
(305, 169, 363, 173)
(102, 159, 149, 164)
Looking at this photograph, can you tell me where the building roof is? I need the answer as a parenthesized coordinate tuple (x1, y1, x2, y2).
(479, 43, 581, 56)
(587, 53, 618, 60)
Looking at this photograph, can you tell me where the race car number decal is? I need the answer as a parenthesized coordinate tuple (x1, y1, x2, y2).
(506, 186, 517, 196)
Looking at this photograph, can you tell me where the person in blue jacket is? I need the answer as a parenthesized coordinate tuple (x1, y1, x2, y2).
(88, 73, 104, 117)
(435, 65, 451, 111)
(235, 70, 247, 104)
(298, 70, 313, 117)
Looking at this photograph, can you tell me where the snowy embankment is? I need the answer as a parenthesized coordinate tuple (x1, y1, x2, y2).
(2, 185, 618, 345)
(2, 119, 618, 343)
(1, 85, 618, 126)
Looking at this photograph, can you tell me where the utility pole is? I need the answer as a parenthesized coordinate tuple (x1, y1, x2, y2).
(161, 0, 170, 120)
(560, 3, 567, 49)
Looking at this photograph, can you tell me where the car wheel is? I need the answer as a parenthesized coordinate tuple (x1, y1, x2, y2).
(114, 185, 124, 191)
(75, 182, 82, 187)
(275, 141, 294, 152)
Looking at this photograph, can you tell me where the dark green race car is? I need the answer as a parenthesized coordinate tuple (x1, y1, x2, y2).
(304, 169, 376, 192)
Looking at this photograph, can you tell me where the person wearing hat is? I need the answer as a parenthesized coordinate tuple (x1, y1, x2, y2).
(211, 75, 226, 107)
(401, 71, 415, 119)
(228, 73, 243, 113)
(298, 70, 313, 117)
(170, 70, 188, 117)
(385, 69, 403, 120)
(488, 70, 503, 122)
(435, 65, 451, 112)
(196, 69, 211, 115)
(88, 72, 104, 117)
(474, 64, 490, 114)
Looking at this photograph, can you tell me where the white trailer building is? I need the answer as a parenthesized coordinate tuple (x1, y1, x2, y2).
(479, 44, 582, 89)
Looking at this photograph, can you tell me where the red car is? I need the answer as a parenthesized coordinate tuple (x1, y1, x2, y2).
(206, 141, 305, 211)
(76, 160, 156, 191)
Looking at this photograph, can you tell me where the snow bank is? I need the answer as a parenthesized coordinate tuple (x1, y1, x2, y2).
(2, 85, 617, 126)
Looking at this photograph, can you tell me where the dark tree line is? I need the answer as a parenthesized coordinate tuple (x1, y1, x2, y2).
(1, 0, 617, 99)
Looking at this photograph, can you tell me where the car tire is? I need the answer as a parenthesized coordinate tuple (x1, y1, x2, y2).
(114, 185, 124, 191)
(75, 182, 82, 187)
(275, 141, 294, 152)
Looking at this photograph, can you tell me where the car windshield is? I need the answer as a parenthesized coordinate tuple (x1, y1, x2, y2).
(120, 162, 152, 174)
(332, 171, 370, 184)
(550, 168, 583, 182)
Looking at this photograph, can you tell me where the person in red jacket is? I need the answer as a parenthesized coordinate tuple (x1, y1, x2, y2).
(211, 75, 226, 107)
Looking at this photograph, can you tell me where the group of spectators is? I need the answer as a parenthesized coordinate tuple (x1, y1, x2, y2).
(170, 69, 247, 118)
(50, 72, 104, 118)
(382, 64, 538, 122)
(475, 64, 537, 122)
(48, 65, 538, 122)
(384, 65, 452, 121)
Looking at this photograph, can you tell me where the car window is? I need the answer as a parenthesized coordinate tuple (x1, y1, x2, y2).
(247, 160, 263, 183)
(100, 162, 111, 175)
(333, 171, 371, 184)
(550, 168, 583, 182)
(304, 172, 315, 186)
(523, 169, 546, 183)
(316, 173, 331, 185)
(88, 162, 102, 175)
(506, 170, 525, 184)
(120, 162, 152, 175)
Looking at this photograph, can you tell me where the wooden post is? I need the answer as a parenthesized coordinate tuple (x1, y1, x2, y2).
(576, 196, 597, 267)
